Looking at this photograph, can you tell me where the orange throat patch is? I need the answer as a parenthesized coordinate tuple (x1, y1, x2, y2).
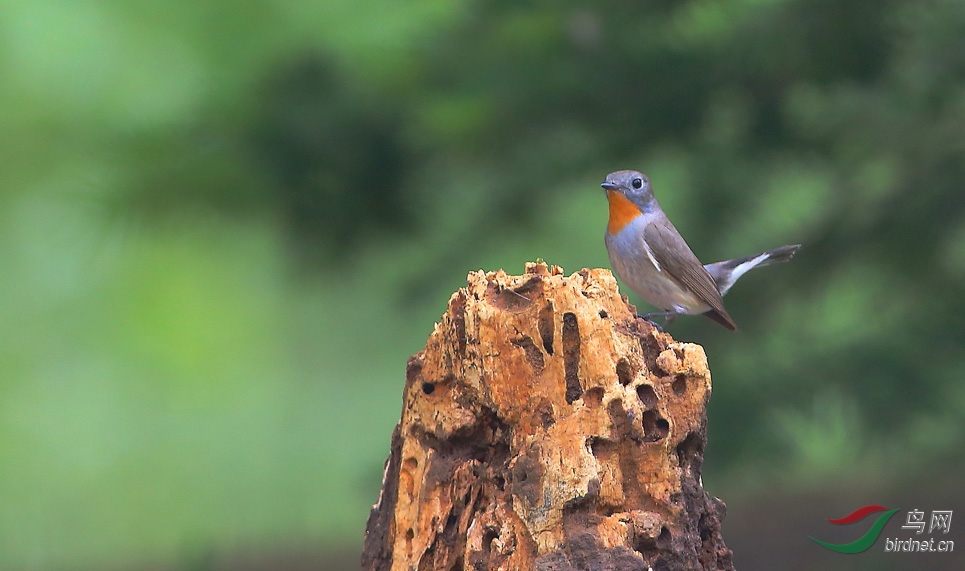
(606, 190, 642, 235)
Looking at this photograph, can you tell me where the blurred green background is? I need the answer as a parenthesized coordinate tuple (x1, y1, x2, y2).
(2, 0, 963, 569)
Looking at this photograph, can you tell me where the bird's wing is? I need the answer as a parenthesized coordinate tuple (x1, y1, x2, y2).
(643, 218, 737, 330)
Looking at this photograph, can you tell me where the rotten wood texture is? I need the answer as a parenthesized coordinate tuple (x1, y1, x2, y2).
(362, 262, 735, 571)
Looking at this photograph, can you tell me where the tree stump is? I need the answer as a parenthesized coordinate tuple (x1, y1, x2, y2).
(362, 263, 735, 571)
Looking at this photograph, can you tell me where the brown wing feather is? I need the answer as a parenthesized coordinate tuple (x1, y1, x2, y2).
(643, 218, 737, 330)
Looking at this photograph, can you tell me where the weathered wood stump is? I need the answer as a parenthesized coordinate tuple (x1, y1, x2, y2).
(363, 263, 735, 571)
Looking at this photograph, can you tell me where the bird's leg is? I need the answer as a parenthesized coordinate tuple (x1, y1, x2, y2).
(636, 310, 678, 332)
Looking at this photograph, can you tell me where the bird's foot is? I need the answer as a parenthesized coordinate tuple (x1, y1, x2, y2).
(636, 311, 677, 332)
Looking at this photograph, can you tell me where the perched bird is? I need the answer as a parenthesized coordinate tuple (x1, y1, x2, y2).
(601, 169, 800, 330)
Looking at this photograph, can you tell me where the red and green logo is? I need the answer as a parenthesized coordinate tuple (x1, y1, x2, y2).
(810, 505, 900, 553)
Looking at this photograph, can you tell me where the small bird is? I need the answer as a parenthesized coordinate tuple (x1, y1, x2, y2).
(601, 169, 800, 330)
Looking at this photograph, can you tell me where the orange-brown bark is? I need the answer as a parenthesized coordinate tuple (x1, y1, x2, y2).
(363, 263, 734, 571)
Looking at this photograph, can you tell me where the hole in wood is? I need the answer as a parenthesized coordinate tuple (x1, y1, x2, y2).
(658, 526, 672, 545)
(643, 410, 669, 442)
(616, 358, 634, 386)
(583, 387, 604, 408)
(538, 302, 555, 355)
(562, 312, 582, 404)
(636, 384, 658, 409)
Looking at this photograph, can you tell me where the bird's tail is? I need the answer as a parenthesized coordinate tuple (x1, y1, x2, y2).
(705, 244, 801, 296)
(749, 244, 801, 268)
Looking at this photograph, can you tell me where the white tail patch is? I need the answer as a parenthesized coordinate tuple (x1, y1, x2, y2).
(718, 252, 769, 295)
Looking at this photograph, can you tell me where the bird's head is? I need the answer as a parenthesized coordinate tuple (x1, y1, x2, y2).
(601, 170, 655, 235)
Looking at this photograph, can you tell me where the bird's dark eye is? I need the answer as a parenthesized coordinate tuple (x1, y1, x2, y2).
(631, 177, 643, 190)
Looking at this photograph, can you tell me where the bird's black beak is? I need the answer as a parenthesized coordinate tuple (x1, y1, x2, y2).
(601, 181, 618, 191)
